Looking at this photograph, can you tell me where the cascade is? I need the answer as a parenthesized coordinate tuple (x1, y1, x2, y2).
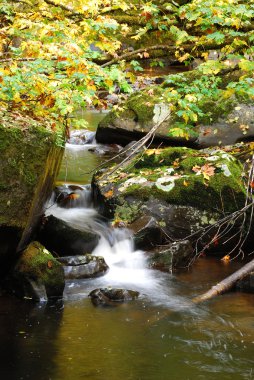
(47, 135, 190, 309)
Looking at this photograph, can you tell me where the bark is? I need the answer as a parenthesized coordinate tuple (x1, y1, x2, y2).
(193, 258, 254, 303)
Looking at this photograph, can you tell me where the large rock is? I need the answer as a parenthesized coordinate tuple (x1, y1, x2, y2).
(149, 240, 194, 272)
(92, 145, 246, 251)
(4, 241, 65, 301)
(0, 113, 64, 272)
(58, 254, 109, 279)
(96, 71, 254, 148)
(38, 215, 100, 257)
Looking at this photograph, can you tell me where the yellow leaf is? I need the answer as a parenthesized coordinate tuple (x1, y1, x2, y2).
(202, 52, 209, 61)
(221, 254, 230, 263)
(223, 89, 235, 98)
(179, 53, 190, 62)
(183, 180, 189, 186)
(13, 92, 21, 103)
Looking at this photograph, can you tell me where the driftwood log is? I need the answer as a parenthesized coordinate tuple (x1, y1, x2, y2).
(193, 258, 254, 303)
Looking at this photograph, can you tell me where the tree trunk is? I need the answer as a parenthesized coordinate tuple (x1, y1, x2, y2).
(193, 258, 254, 303)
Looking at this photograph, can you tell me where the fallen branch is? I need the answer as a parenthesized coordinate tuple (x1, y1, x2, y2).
(98, 108, 171, 180)
(193, 258, 254, 303)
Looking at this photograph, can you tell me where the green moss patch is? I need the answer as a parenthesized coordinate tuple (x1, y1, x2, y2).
(94, 146, 246, 222)
(15, 241, 65, 294)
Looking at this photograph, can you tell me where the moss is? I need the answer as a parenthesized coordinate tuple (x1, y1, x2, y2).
(134, 147, 191, 168)
(16, 241, 64, 291)
(198, 97, 237, 124)
(114, 199, 143, 223)
(97, 146, 246, 216)
(127, 89, 163, 124)
(0, 120, 64, 229)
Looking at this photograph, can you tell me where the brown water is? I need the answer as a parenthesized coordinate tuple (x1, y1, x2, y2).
(1, 258, 254, 380)
(1, 110, 254, 380)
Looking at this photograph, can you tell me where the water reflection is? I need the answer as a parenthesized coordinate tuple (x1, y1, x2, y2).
(0, 294, 63, 380)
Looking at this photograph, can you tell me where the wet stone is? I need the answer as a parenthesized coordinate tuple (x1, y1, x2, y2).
(38, 215, 100, 257)
(149, 240, 194, 272)
(68, 129, 95, 145)
(58, 254, 109, 279)
(89, 287, 140, 306)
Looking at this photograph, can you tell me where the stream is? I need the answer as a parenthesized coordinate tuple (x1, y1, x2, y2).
(1, 110, 254, 380)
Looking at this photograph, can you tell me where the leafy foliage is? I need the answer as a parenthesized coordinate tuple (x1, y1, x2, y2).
(0, 0, 253, 132)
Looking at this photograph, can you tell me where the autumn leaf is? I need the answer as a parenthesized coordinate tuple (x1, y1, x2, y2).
(68, 193, 80, 200)
(221, 254, 230, 263)
(201, 164, 215, 180)
(192, 165, 201, 174)
(119, 173, 128, 179)
(104, 189, 113, 198)
(146, 148, 162, 156)
(192, 164, 215, 180)
(47, 260, 53, 269)
(202, 128, 212, 136)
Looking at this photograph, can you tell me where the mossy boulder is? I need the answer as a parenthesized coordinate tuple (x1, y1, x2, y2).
(5, 241, 65, 301)
(0, 112, 64, 256)
(96, 71, 254, 148)
(92, 145, 246, 249)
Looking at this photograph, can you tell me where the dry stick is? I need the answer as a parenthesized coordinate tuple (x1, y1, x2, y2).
(99, 111, 171, 180)
(193, 257, 254, 303)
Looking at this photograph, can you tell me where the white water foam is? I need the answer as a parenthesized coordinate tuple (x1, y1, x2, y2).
(45, 203, 194, 310)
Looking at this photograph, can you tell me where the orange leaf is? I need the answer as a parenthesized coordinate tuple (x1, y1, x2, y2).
(47, 260, 53, 269)
(68, 193, 80, 200)
(104, 189, 113, 198)
(221, 254, 230, 263)
(202, 128, 212, 136)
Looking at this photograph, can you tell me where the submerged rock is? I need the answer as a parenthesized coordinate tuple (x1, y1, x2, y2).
(89, 287, 139, 306)
(149, 240, 194, 272)
(38, 215, 100, 256)
(58, 254, 109, 279)
(4, 241, 65, 302)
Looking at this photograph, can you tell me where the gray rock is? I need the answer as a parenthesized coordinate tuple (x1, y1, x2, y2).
(68, 129, 95, 145)
(89, 287, 139, 306)
(38, 215, 100, 257)
(130, 215, 167, 248)
(149, 240, 194, 272)
(58, 254, 109, 279)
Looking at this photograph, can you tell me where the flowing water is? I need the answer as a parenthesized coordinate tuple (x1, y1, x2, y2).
(1, 110, 254, 380)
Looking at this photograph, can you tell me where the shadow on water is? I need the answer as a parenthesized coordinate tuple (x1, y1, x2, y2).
(0, 294, 63, 380)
